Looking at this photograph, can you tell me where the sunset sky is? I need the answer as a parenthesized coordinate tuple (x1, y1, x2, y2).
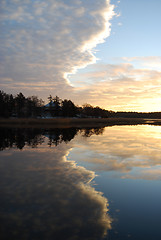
(0, 0, 161, 111)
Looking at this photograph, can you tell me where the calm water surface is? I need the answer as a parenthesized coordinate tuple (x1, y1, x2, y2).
(0, 125, 161, 240)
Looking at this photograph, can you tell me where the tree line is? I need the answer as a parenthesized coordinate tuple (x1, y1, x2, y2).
(1, 90, 161, 119)
(0, 90, 110, 118)
(0, 91, 44, 118)
(46, 94, 110, 118)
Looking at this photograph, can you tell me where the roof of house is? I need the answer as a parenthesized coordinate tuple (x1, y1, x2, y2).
(44, 101, 56, 108)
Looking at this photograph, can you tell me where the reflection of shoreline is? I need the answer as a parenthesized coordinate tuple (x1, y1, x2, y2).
(0, 142, 111, 240)
(0, 127, 104, 150)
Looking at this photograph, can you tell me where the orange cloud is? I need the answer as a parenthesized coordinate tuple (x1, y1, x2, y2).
(71, 62, 161, 111)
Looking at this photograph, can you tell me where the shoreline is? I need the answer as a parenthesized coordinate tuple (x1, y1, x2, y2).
(0, 117, 161, 128)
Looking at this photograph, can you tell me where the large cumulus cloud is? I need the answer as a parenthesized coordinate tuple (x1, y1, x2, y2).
(0, 0, 114, 99)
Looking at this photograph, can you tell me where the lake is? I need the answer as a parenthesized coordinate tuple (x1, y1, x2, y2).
(0, 125, 161, 240)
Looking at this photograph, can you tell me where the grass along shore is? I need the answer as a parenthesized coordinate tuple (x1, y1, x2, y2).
(0, 117, 161, 128)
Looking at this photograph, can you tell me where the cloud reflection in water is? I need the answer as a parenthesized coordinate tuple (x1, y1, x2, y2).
(0, 140, 111, 240)
(70, 125, 161, 180)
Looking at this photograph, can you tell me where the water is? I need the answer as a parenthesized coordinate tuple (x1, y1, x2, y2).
(0, 125, 161, 240)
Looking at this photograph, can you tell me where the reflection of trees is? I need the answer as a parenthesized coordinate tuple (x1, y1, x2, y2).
(0, 144, 111, 240)
(47, 128, 78, 147)
(0, 127, 105, 150)
(0, 128, 45, 151)
(80, 127, 104, 137)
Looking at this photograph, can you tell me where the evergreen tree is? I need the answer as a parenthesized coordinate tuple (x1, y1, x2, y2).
(62, 99, 77, 117)
(15, 92, 25, 117)
(53, 96, 61, 116)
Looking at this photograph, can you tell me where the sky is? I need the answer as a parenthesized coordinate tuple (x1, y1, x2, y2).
(0, 0, 161, 112)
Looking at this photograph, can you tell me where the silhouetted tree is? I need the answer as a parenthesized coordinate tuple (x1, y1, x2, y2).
(15, 92, 26, 117)
(62, 99, 77, 117)
(2, 89, 161, 120)
(27, 96, 44, 117)
(47, 95, 62, 117)
(53, 96, 61, 116)
(8, 94, 15, 116)
(0, 90, 45, 118)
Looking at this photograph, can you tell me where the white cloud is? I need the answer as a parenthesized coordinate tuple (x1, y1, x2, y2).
(122, 56, 161, 70)
(0, 0, 114, 99)
(2, 1, 160, 112)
